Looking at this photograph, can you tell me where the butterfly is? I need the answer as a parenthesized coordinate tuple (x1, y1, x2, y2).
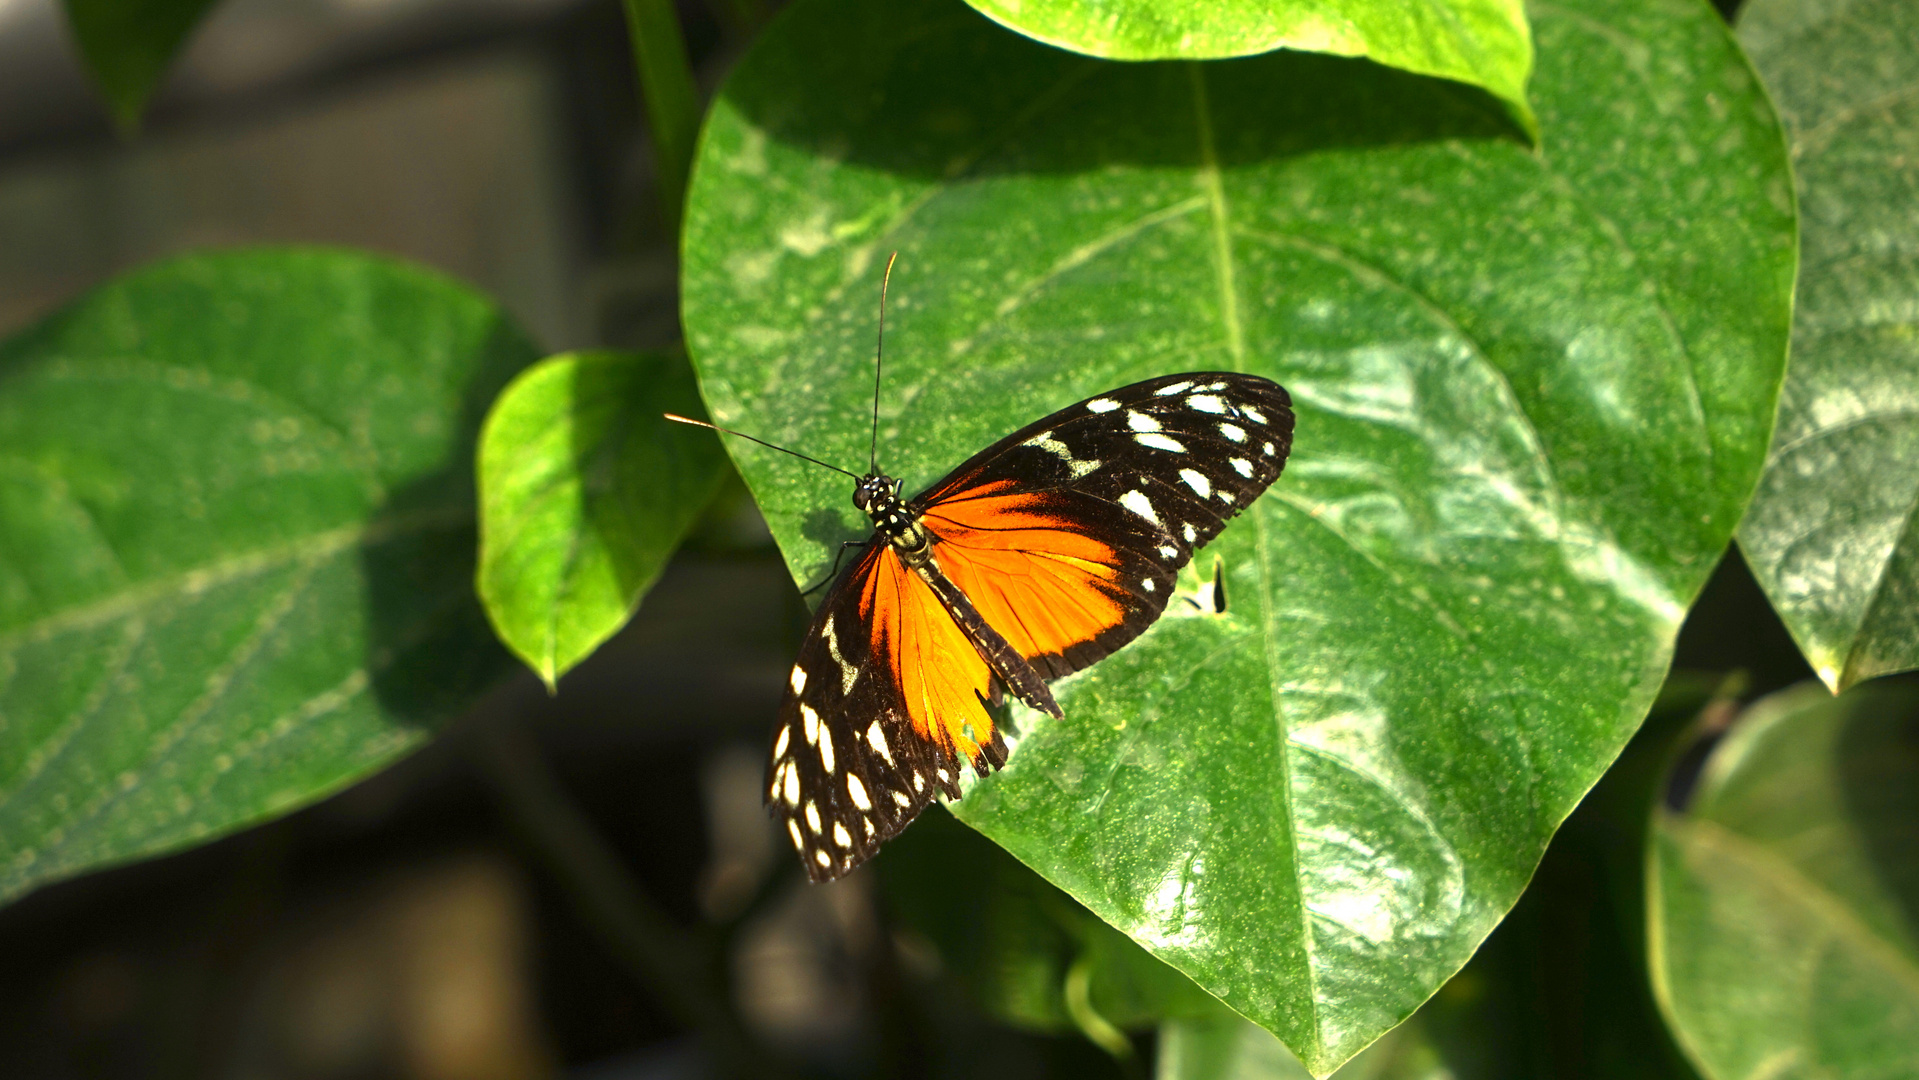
(672, 266, 1294, 882)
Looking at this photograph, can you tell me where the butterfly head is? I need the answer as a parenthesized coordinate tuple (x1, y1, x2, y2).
(853, 473, 924, 548)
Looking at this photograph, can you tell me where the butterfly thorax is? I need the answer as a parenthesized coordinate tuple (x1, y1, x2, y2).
(852, 473, 931, 565)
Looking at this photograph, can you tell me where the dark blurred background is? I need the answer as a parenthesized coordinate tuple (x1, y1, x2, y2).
(0, 0, 1797, 1077)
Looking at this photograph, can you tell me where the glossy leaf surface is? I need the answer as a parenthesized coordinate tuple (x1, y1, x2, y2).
(62, 0, 222, 128)
(1650, 681, 1919, 1078)
(476, 350, 726, 689)
(962, 0, 1536, 135)
(681, 0, 1792, 1069)
(1735, 0, 1919, 691)
(0, 248, 533, 903)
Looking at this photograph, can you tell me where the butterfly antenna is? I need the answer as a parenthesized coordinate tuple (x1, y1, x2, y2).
(870, 251, 898, 475)
(663, 414, 861, 479)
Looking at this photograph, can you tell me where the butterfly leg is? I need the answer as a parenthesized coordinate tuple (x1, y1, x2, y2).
(801, 539, 872, 597)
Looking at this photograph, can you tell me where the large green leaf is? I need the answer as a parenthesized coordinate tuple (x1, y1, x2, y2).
(476, 350, 727, 689)
(62, 0, 223, 129)
(1649, 681, 1919, 1078)
(1734, 0, 1919, 692)
(961, 0, 1536, 136)
(681, 0, 1792, 1069)
(0, 248, 534, 904)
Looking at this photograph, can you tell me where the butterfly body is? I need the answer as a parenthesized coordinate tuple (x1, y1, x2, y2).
(768, 372, 1294, 881)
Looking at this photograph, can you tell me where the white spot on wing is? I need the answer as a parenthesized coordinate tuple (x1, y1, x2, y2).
(893, 789, 912, 807)
(1135, 432, 1186, 453)
(1219, 422, 1245, 442)
(819, 722, 836, 773)
(847, 774, 872, 810)
(804, 801, 821, 834)
(1179, 469, 1213, 498)
(867, 721, 893, 764)
(1183, 523, 1197, 542)
(802, 703, 820, 744)
(788, 820, 804, 850)
(1119, 490, 1160, 524)
(1127, 411, 1162, 433)
(814, 848, 832, 867)
(1159, 544, 1178, 559)
(1244, 406, 1267, 423)
(1231, 458, 1252, 477)
(822, 619, 857, 693)
(1262, 441, 1276, 456)
(773, 725, 791, 759)
(782, 762, 800, 806)
(1026, 433, 1100, 479)
(1188, 394, 1226, 414)
(1143, 578, 1156, 592)
(1087, 398, 1120, 413)
(790, 666, 806, 694)
(833, 822, 853, 847)
(1154, 381, 1194, 396)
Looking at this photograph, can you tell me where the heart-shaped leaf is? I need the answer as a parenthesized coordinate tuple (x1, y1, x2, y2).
(62, 0, 223, 128)
(681, 0, 1793, 1070)
(961, 0, 1536, 136)
(1734, 0, 1919, 692)
(476, 350, 728, 689)
(0, 247, 534, 904)
(1649, 681, 1919, 1078)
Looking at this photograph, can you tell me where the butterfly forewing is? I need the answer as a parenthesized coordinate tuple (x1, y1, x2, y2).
(916, 373, 1294, 678)
(769, 372, 1292, 881)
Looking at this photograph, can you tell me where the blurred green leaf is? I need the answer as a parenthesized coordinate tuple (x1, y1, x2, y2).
(476, 350, 727, 689)
(0, 248, 535, 904)
(1650, 680, 1919, 1079)
(682, 0, 1792, 1070)
(62, 0, 221, 129)
(963, 0, 1536, 136)
(1734, 0, 1919, 692)
(881, 806, 1220, 1034)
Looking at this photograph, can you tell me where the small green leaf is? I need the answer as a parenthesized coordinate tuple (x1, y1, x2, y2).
(0, 247, 536, 904)
(62, 0, 222, 129)
(683, 0, 1792, 1070)
(1734, 0, 1919, 691)
(476, 350, 727, 689)
(962, 0, 1536, 136)
(1649, 681, 1919, 1078)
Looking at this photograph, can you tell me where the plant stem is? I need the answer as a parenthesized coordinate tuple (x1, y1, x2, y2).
(621, 0, 703, 240)
(470, 721, 784, 1078)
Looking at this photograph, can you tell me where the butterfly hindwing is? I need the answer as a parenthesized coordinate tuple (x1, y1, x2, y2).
(770, 542, 1009, 882)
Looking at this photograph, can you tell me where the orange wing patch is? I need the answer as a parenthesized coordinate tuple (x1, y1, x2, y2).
(920, 488, 1127, 663)
(861, 546, 999, 763)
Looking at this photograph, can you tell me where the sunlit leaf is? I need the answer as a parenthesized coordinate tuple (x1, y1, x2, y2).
(681, 0, 1793, 1070)
(476, 350, 727, 689)
(962, 0, 1536, 136)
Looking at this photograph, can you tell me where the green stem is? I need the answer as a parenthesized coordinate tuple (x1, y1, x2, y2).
(621, 0, 703, 240)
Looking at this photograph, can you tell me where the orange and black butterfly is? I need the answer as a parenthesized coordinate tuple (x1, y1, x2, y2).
(674, 266, 1293, 881)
